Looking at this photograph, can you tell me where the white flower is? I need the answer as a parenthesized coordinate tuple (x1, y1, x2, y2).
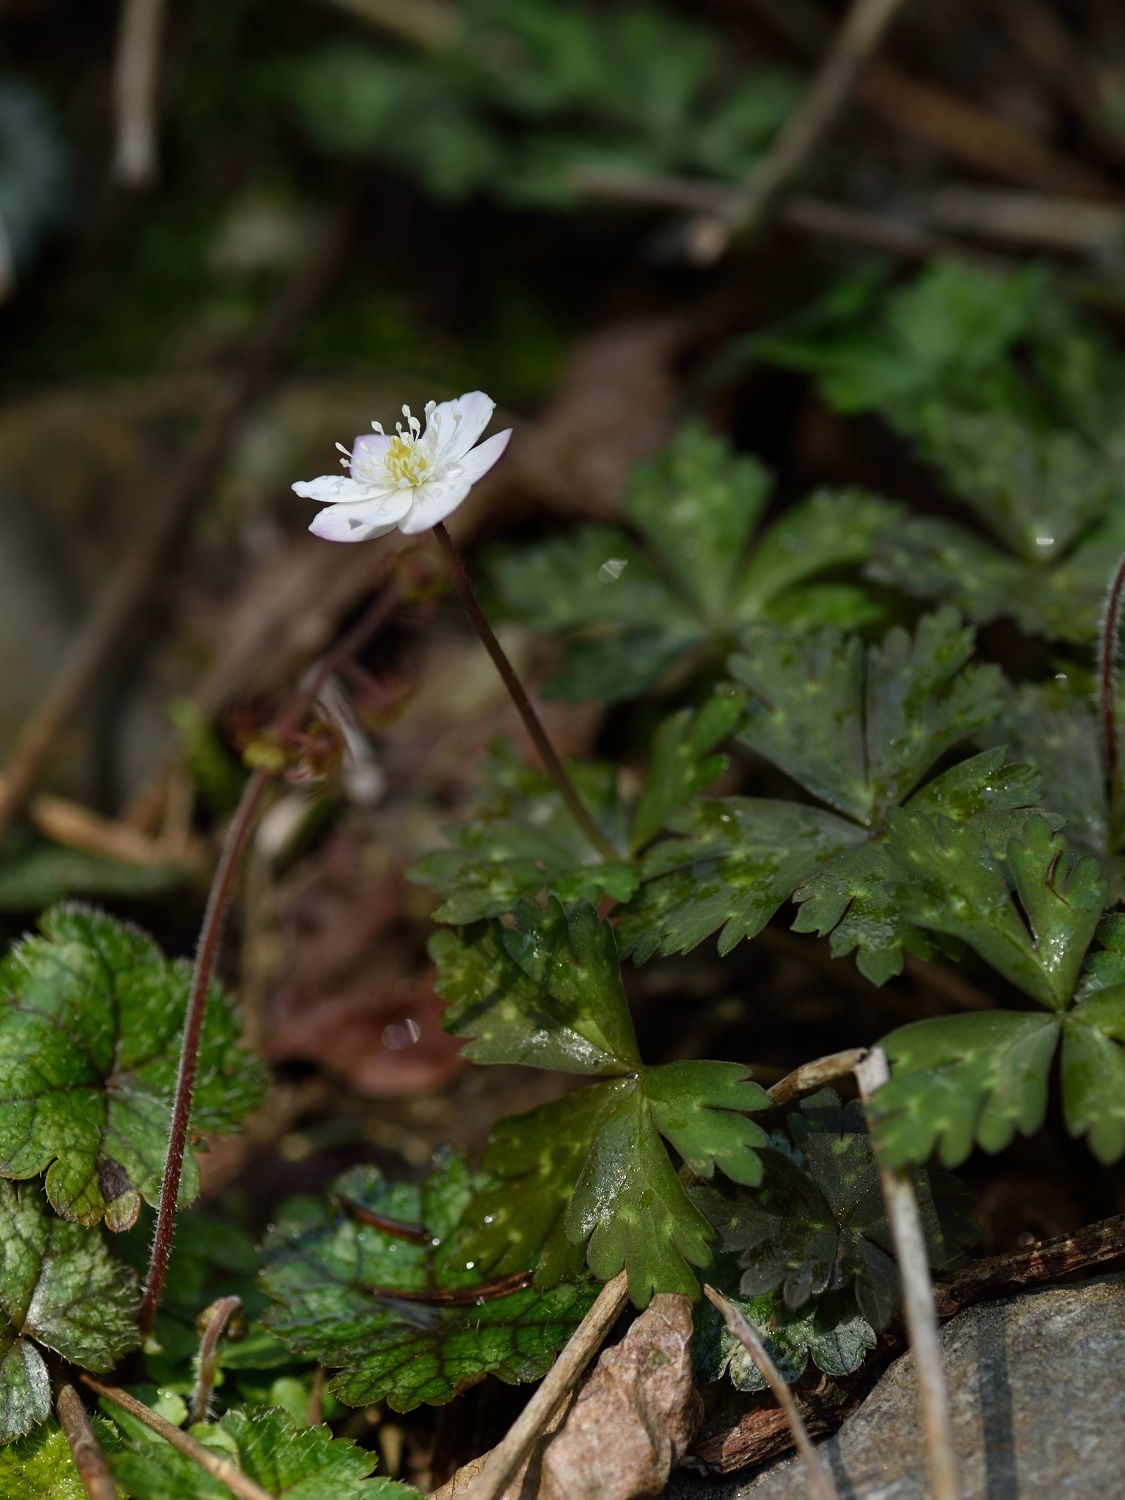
(292, 390, 511, 543)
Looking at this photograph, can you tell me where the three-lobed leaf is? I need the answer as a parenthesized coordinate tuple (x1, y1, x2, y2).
(0, 905, 268, 1229)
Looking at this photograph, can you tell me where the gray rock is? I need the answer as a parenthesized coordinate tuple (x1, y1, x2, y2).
(667, 1273, 1125, 1499)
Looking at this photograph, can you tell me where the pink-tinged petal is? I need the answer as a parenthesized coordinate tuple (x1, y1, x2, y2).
(454, 428, 511, 485)
(292, 474, 368, 505)
(397, 475, 474, 534)
(308, 489, 413, 543)
(426, 391, 495, 464)
(350, 432, 393, 480)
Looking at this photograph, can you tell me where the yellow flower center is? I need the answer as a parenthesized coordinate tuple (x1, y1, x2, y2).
(384, 434, 429, 488)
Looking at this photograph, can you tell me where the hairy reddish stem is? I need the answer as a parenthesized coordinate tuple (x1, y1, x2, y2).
(141, 583, 402, 1335)
(432, 522, 620, 863)
(1100, 548, 1125, 818)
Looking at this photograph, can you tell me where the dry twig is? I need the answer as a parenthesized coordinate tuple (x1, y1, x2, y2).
(83, 1378, 275, 1500)
(766, 1048, 868, 1110)
(855, 1048, 958, 1500)
(704, 1286, 838, 1500)
(686, 0, 912, 261)
(112, 0, 166, 185)
(459, 1271, 630, 1500)
(56, 1384, 116, 1500)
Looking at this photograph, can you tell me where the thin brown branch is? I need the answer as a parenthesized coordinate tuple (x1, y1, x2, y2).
(704, 1286, 838, 1500)
(767, 1048, 869, 1110)
(433, 521, 620, 864)
(460, 1271, 630, 1500)
(855, 1049, 958, 1500)
(57, 1384, 117, 1500)
(686, 0, 913, 261)
(112, 0, 166, 185)
(83, 1378, 276, 1500)
(0, 208, 348, 845)
(306, 0, 459, 51)
(934, 1213, 1125, 1318)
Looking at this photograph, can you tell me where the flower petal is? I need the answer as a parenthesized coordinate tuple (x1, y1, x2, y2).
(397, 475, 475, 534)
(292, 474, 369, 505)
(426, 391, 496, 464)
(350, 432, 393, 481)
(453, 428, 511, 485)
(308, 490, 413, 542)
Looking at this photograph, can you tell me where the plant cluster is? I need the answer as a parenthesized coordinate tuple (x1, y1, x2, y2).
(4, 256, 1125, 1493)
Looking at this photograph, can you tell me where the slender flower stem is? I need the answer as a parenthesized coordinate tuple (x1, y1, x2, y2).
(432, 522, 620, 864)
(57, 1384, 117, 1500)
(141, 768, 268, 1336)
(141, 582, 402, 1336)
(1100, 548, 1125, 820)
(190, 1295, 245, 1423)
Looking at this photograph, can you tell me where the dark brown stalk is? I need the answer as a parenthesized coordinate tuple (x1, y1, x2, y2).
(141, 581, 402, 1335)
(432, 521, 619, 864)
(934, 1212, 1125, 1318)
(57, 1384, 117, 1500)
(190, 1295, 245, 1424)
(1100, 549, 1125, 817)
(82, 1379, 275, 1500)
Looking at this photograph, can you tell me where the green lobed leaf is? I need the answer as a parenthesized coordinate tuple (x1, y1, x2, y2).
(0, 1180, 139, 1441)
(886, 812, 1106, 1007)
(732, 609, 1002, 825)
(485, 429, 891, 703)
(629, 690, 744, 854)
(0, 905, 268, 1230)
(870, 1011, 1062, 1167)
(105, 1403, 419, 1499)
(696, 1089, 977, 1329)
(1061, 985, 1125, 1163)
(260, 1152, 597, 1411)
(617, 798, 865, 962)
(432, 897, 642, 1074)
(411, 743, 636, 924)
(693, 1283, 876, 1394)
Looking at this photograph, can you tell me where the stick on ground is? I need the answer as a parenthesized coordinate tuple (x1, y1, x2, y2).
(855, 1048, 959, 1500)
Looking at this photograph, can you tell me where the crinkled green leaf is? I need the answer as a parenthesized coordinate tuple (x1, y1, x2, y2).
(693, 1283, 876, 1394)
(732, 609, 1002, 825)
(106, 1403, 419, 1499)
(630, 690, 744, 854)
(260, 1153, 596, 1411)
(485, 429, 891, 702)
(0, 1419, 93, 1497)
(871, 1011, 1062, 1167)
(696, 1089, 976, 1329)
(1062, 985, 1125, 1163)
(411, 743, 636, 923)
(887, 812, 1106, 1007)
(0, 906, 268, 1231)
(432, 897, 642, 1073)
(618, 798, 864, 962)
(0, 1180, 139, 1441)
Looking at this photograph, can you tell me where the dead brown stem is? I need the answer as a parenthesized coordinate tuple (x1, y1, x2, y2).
(83, 1378, 275, 1500)
(855, 1049, 958, 1500)
(460, 1271, 630, 1500)
(704, 1286, 838, 1500)
(112, 0, 165, 184)
(57, 1384, 117, 1500)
